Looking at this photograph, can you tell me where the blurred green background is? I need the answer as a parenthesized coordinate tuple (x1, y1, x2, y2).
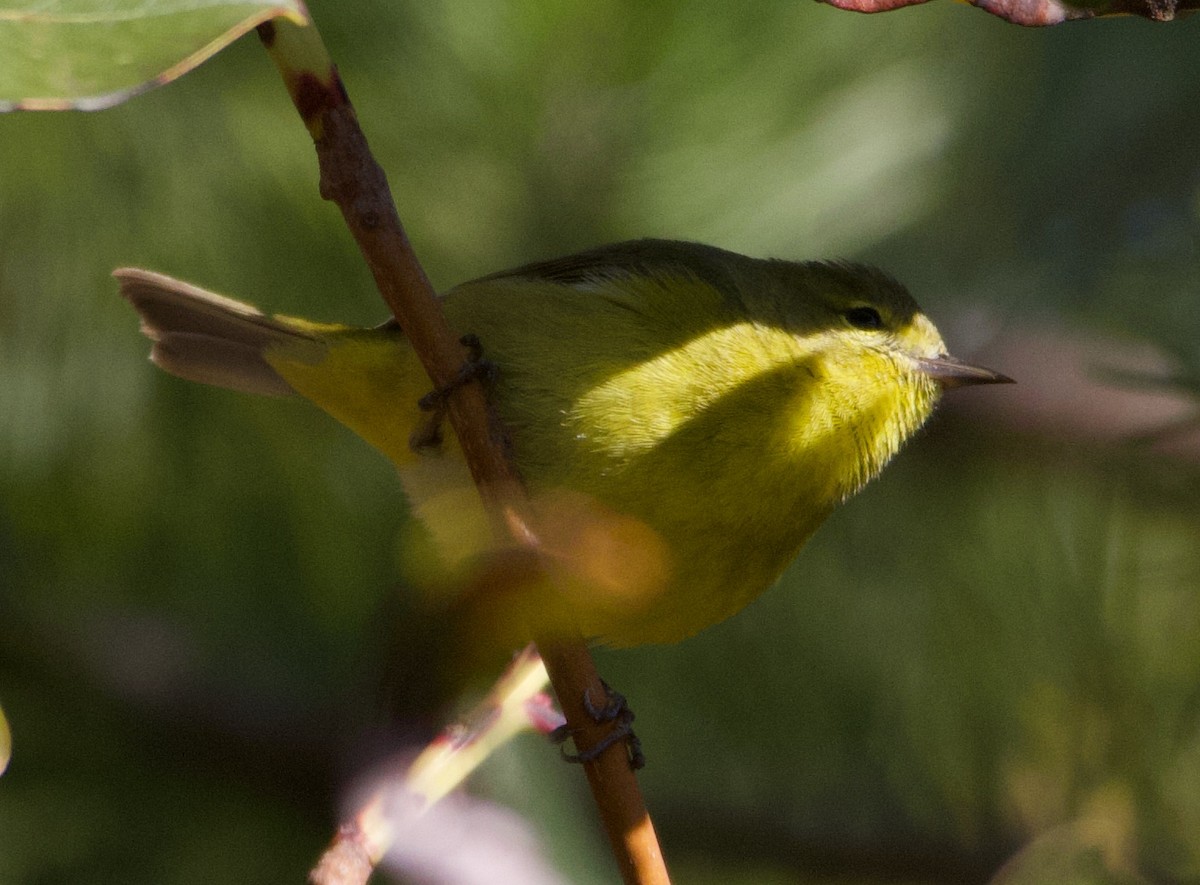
(2, 1, 1200, 882)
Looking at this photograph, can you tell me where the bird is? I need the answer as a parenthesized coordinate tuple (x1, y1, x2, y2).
(115, 238, 1010, 649)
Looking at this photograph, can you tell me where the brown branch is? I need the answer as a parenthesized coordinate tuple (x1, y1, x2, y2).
(540, 638, 670, 884)
(819, 0, 1195, 25)
(255, 15, 669, 885)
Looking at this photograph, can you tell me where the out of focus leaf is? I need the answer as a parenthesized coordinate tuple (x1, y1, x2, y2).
(991, 827, 1149, 884)
(0, 1, 308, 112)
(381, 792, 568, 885)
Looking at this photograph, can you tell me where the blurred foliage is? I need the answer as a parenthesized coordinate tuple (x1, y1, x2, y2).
(2, 1, 1199, 883)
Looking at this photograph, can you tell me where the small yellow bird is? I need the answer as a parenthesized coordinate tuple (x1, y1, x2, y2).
(116, 239, 1009, 648)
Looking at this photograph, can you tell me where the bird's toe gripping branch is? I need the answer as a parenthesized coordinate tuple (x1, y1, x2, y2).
(552, 681, 645, 771)
(410, 334, 499, 453)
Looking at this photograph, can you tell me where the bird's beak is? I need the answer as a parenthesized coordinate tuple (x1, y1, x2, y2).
(916, 355, 1014, 388)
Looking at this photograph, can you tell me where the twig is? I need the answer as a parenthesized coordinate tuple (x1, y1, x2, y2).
(539, 637, 669, 884)
(819, 0, 1195, 25)
(255, 14, 669, 885)
(312, 647, 557, 883)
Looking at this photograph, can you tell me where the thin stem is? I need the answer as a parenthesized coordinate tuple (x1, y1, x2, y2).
(257, 14, 669, 885)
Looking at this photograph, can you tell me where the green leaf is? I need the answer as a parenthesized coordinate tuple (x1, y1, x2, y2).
(0, 1, 308, 112)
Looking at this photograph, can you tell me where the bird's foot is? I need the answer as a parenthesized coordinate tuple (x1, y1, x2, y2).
(551, 681, 645, 770)
(409, 334, 498, 452)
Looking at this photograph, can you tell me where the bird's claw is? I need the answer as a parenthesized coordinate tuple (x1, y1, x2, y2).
(410, 334, 497, 452)
(551, 681, 645, 770)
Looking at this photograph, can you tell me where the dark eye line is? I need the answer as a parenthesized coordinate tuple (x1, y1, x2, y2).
(844, 306, 884, 330)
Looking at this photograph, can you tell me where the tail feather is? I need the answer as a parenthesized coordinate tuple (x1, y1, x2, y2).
(114, 268, 313, 397)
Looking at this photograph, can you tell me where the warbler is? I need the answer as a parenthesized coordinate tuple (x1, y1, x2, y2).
(116, 239, 1010, 647)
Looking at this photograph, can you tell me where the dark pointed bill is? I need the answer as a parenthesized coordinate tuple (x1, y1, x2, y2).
(916, 355, 1014, 388)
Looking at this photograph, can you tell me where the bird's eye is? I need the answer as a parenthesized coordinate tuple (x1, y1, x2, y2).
(844, 306, 884, 330)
